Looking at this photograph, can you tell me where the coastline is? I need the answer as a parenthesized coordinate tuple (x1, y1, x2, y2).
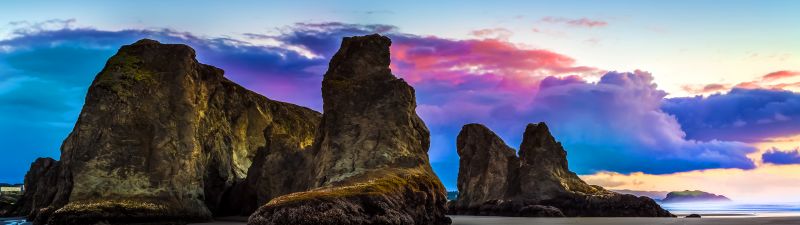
(448, 215, 800, 225)
(186, 215, 800, 225)
(5, 215, 800, 225)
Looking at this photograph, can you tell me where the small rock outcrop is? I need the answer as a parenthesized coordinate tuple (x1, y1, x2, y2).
(8, 39, 321, 224)
(0, 158, 69, 221)
(248, 34, 451, 225)
(450, 123, 673, 217)
(661, 190, 731, 203)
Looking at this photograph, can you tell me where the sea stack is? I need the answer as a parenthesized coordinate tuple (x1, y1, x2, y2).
(450, 123, 673, 217)
(4, 39, 322, 224)
(248, 34, 450, 225)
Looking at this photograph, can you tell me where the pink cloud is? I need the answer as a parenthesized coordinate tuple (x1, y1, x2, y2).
(390, 35, 600, 92)
(681, 83, 729, 94)
(684, 70, 800, 95)
(763, 70, 800, 81)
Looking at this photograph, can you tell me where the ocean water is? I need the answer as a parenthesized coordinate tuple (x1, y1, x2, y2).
(660, 202, 800, 217)
(0, 218, 28, 225)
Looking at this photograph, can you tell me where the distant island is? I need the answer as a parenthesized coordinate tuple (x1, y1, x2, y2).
(612, 189, 670, 200)
(614, 189, 731, 203)
(661, 190, 731, 203)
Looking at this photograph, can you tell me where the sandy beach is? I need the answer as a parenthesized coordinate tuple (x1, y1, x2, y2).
(185, 215, 800, 225)
(448, 215, 800, 225)
(5, 215, 800, 225)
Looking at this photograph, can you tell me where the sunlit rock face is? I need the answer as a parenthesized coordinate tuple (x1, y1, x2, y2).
(248, 34, 451, 225)
(10, 39, 321, 224)
(451, 123, 674, 217)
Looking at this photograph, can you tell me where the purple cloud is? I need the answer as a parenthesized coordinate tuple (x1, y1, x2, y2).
(762, 148, 800, 165)
(524, 71, 756, 173)
(663, 88, 800, 143)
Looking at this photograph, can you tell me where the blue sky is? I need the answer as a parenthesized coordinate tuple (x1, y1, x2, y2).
(1, 1, 800, 201)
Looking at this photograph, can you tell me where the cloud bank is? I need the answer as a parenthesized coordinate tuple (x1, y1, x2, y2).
(762, 148, 800, 165)
(664, 88, 800, 143)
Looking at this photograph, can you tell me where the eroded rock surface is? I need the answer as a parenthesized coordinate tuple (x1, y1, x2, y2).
(11, 39, 321, 225)
(453, 124, 519, 210)
(248, 34, 451, 225)
(450, 123, 673, 217)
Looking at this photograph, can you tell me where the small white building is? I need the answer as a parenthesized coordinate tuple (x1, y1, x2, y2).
(0, 186, 23, 193)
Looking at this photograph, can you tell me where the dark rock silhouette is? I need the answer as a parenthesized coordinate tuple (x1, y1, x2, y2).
(450, 123, 673, 217)
(661, 190, 731, 203)
(248, 34, 450, 225)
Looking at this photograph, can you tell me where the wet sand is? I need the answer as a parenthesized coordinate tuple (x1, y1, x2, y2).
(6, 215, 800, 225)
(448, 215, 800, 225)
(187, 215, 800, 225)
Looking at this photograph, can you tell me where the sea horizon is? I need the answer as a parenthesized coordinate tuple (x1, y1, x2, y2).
(660, 202, 800, 217)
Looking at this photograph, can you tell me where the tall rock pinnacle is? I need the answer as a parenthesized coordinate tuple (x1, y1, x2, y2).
(249, 34, 451, 225)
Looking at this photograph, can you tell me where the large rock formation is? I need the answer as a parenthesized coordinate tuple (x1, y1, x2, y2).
(248, 34, 451, 225)
(450, 123, 673, 217)
(8, 35, 449, 225)
(5, 39, 322, 224)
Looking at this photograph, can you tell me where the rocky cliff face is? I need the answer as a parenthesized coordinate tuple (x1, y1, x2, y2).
(7, 39, 321, 225)
(450, 123, 673, 217)
(248, 34, 451, 225)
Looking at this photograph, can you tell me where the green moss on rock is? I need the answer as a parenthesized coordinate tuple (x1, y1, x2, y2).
(249, 167, 449, 225)
(47, 199, 210, 225)
(93, 52, 156, 98)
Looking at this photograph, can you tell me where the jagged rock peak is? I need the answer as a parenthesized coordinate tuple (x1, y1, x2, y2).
(520, 122, 560, 154)
(325, 34, 392, 80)
(131, 38, 162, 45)
(519, 122, 569, 171)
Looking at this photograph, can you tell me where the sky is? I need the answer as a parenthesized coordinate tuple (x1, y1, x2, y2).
(1, 1, 799, 202)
